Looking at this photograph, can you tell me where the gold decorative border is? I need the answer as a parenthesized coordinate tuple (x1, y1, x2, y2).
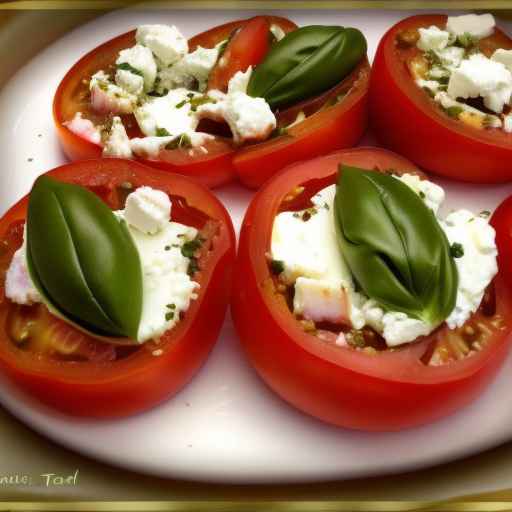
(0, 502, 512, 511)
(1, 1, 512, 509)
(0, 0, 512, 10)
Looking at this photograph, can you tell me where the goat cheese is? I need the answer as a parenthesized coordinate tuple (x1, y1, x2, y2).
(270, 24, 286, 42)
(396, 173, 445, 214)
(115, 68, 144, 96)
(134, 88, 201, 136)
(130, 132, 213, 159)
(5, 241, 40, 305)
(116, 44, 157, 91)
(446, 13, 495, 40)
(64, 112, 101, 144)
(492, 48, 512, 73)
(90, 71, 138, 115)
(157, 46, 219, 93)
(124, 186, 172, 235)
(197, 67, 276, 144)
(103, 117, 132, 158)
(447, 54, 512, 114)
(293, 277, 350, 324)
(441, 210, 498, 329)
(136, 24, 188, 66)
(417, 26, 451, 52)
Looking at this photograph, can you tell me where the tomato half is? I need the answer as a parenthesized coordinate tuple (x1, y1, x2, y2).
(234, 59, 370, 189)
(370, 14, 512, 183)
(492, 195, 512, 291)
(53, 17, 296, 190)
(0, 159, 235, 417)
(231, 147, 512, 431)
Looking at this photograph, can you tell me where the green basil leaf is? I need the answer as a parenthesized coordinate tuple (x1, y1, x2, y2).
(26, 176, 143, 339)
(247, 25, 367, 109)
(334, 166, 457, 326)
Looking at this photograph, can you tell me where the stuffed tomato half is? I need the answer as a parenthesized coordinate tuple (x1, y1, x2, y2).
(0, 159, 235, 417)
(54, 16, 370, 189)
(370, 13, 512, 183)
(231, 147, 512, 431)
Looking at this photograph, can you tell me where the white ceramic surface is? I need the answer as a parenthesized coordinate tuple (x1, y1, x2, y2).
(1, 8, 512, 484)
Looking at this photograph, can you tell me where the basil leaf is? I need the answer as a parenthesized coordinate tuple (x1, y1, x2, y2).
(334, 166, 457, 326)
(27, 176, 143, 339)
(247, 25, 367, 109)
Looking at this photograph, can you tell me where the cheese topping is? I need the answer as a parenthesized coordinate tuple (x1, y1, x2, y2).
(271, 175, 498, 347)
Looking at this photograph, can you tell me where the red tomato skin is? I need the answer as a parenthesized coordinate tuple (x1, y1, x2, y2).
(207, 16, 271, 92)
(231, 147, 512, 431)
(0, 159, 236, 417)
(370, 14, 512, 184)
(492, 195, 512, 291)
(234, 60, 370, 189)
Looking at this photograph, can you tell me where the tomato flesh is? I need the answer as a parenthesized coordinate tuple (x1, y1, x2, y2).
(0, 159, 236, 417)
(207, 16, 271, 92)
(232, 147, 512, 430)
(370, 14, 512, 183)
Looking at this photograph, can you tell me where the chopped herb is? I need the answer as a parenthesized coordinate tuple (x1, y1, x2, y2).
(187, 258, 200, 276)
(187, 92, 195, 98)
(426, 50, 442, 66)
(189, 95, 215, 112)
(27, 158, 33, 162)
(419, 191, 426, 199)
(301, 207, 318, 222)
(292, 212, 300, 218)
(175, 100, 187, 109)
(116, 62, 144, 77)
(423, 86, 435, 98)
(165, 133, 192, 150)
(479, 210, 491, 218)
(444, 106, 463, 119)
(216, 38, 229, 58)
(167, 303, 176, 310)
(165, 245, 171, 251)
(270, 259, 285, 275)
(181, 238, 203, 258)
(165, 311, 175, 321)
(456, 32, 476, 49)
(437, 75, 449, 85)
(450, 242, 464, 259)
(324, 203, 330, 210)
(271, 126, 288, 138)
(148, 89, 168, 97)
(346, 330, 366, 348)
(156, 127, 171, 137)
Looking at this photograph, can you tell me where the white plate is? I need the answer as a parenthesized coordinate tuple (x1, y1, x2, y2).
(1, 8, 512, 484)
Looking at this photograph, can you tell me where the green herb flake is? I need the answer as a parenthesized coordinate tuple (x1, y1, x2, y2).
(479, 210, 491, 218)
(156, 127, 171, 137)
(189, 95, 216, 112)
(175, 100, 187, 109)
(444, 106, 463, 119)
(181, 238, 203, 258)
(270, 259, 285, 275)
(165, 133, 192, 150)
(419, 191, 426, 199)
(116, 62, 144, 77)
(167, 303, 176, 310)
(165, 245, 171, 251)
(450, 242, 464, 259)
(165, 311, 175, 321)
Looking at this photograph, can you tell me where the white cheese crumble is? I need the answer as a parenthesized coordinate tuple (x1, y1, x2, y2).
(5, 187, 200, 344)
(124, 186, 172, 235)
(130, 132, 213, 159)
(115, 68, 144, 96)
(90, 71, 138, 115)
(64, 112, 101, 144)
(417, 26, 451, 52)
(447, 54, 512, 114)
(103, 116, 132, 158)
(136, 24, 188, 67)
(270, 174, 498, 347)
(5, 240, 41, 305)
(157, 46, 219, 93)
(440, 210, 498, 329)
(446, 13, 496, 40)
(197, 67, 276, 144)
(116, 44, 157, 92)
(134, 88, 200, 137)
